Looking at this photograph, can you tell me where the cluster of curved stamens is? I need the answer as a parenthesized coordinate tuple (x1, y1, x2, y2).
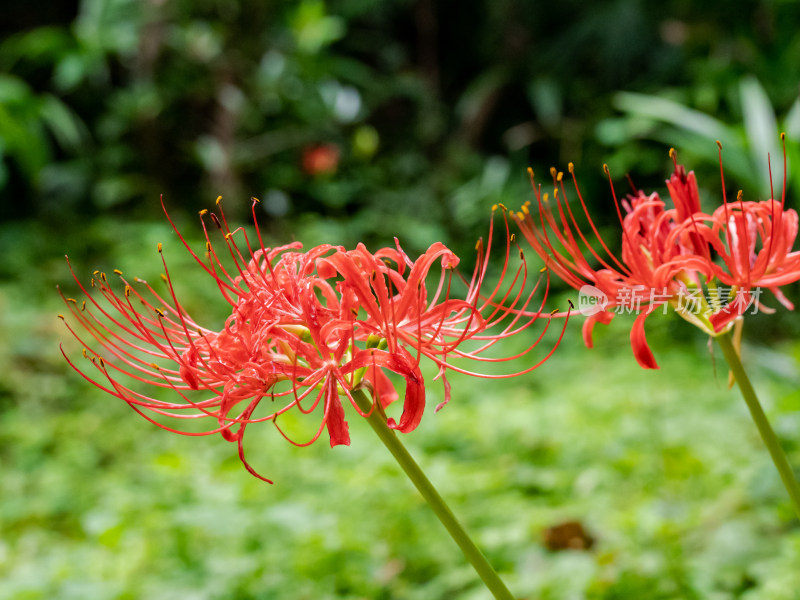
(59, 198, 568, 481)
(513, 135, 799, 369)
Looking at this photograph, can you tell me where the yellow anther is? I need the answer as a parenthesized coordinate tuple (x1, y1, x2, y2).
(549, 167, 557, 179)
(160, 274, 168, 283)
(134, 277, 144, 283)
(602, 164, 610, 175)
(539, 266, 547, 273)
(557, 171, 563, 182)
(113, 269, 123, 276)
(155, 308, 165, 317)
(206, 241, 212, 252)
(151, 363, 160, 370)
(93, 270, 100, 275)
(568, 162, 574, 174)
(491, 203, 498, 211)
(157, 243, 163, 253)
(66, 297, 77, 304)
(80, 301, 86, 311)
(90, 279, 95, 288)
(522, 204, 530, 215)
(125, 285, 131, 297)
(518, 248, 524, 259)
(510, 233, 515, 242)
(781, 131, 786, 141)
(737, 190, 743, 202)
(543, 193, 549, 203)
(216, 195, 223, 204)
(252, 196, 261, 203)
(716, 140, 722, 150)
(58, 314, 65, 320)
(82, 348, 88, 359)
(199, 209, 208, 216)
(100, 272, 107, 282)
(550, 308, 559, 315)
(98, 357, 105, 368)
(669, 147, 677, 158)
(524, 200, 531, 207)
(497, 202, 507, 211)
(554, 189, 559, 200)
(515, 211, 523, 220)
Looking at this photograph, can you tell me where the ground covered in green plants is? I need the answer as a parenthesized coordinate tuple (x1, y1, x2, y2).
(1, 218, 799, 600)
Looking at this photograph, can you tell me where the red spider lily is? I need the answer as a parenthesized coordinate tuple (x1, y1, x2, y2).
(513, 137, 800, 369)
(687, 139, 800, 331)
(60, 198, 567, 482)
(513, 161, 714, 369)
(318, 209, 562, 410)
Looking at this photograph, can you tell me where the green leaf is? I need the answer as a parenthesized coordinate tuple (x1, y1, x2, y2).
(0, 26, 75, 70)
(739, 76, 780, 191)
(290, 0, 346, 54)
(39, 95, 90, 153)
(613, 91, 737, 148)
(782, 96, 800, 139)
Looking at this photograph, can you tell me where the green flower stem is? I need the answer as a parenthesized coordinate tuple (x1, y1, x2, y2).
(717, 332, 800, 519)
(351, 388, 516, 600)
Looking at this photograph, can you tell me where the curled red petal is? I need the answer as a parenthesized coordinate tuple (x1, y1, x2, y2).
(666, 166, 701, 222)
(631, 310, 658, 369)
(708, 290, 751, 333)
(364, 363, 399, 409)
(771, 286, 795, 311)
(324, 378, 351, 447)
(351, 348, 425, 434)
(581, 310, 614, 349)
(384, 351, 425, 433)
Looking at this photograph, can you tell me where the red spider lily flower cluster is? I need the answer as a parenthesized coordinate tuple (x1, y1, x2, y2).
(513, 135, 800, 369)
(59, 199, 566, 482)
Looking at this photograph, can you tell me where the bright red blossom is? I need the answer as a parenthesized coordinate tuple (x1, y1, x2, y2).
(60, 199, 566, 481)
(513, 138, 800, 369)
(693, 196, 800, 331)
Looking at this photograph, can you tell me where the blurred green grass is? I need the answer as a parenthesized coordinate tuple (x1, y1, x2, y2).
(1, 219, 800, 600)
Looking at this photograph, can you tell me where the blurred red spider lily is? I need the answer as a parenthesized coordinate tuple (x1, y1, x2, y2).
(59, 199, 567, 482)
(513, 136, 799, 369)
(301, 143, 340, 176)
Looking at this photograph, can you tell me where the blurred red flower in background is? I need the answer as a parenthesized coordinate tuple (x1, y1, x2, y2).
(301, 143, 340, 176)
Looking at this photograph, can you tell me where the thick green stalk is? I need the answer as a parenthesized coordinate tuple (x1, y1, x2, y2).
(717, 332, 800, 519)
(351, 388, 516, 600)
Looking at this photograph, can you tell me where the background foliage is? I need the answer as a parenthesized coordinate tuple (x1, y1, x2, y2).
(5, 0, 800, 249)
(2, 0, 800, 598)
